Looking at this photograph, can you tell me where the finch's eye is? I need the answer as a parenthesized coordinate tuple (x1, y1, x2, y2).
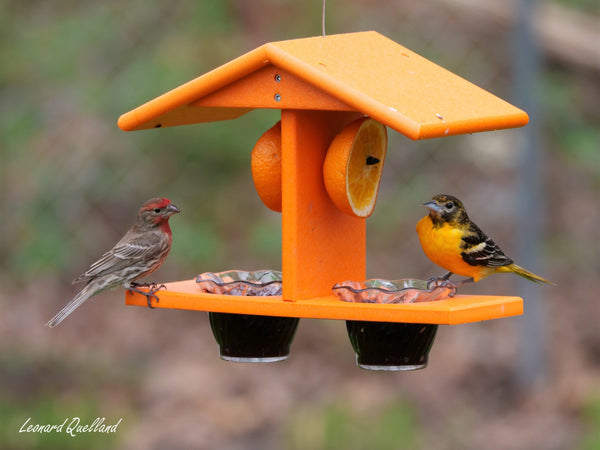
(154, 208, 161, 213)
(445, 202, 454, 210)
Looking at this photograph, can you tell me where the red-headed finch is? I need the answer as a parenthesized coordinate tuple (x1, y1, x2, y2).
(46, 198, 180, 327)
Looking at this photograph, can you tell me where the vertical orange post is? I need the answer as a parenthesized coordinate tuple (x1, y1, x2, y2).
(281, 110, 366, 301)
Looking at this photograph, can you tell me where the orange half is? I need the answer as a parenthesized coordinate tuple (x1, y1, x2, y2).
(251, 121, 282, 212)
(323, 117, 387, 218)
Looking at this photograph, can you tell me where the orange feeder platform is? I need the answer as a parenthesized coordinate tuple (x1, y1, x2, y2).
(119, 31, 526, 326)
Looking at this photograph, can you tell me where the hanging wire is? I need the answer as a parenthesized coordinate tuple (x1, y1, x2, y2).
(322, 0, 326, 37)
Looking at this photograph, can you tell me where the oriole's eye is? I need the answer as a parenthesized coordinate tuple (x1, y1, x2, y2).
(445, 202, 454, 210)
(154, 208, 161, 213)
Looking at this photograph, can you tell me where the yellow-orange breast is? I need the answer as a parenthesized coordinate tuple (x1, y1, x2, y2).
(416, 215, 491, 281)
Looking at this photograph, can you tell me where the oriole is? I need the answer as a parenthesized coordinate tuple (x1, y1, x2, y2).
(416, 194, 554, 285)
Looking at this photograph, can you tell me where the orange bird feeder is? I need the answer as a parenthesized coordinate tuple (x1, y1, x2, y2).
(119, 32, 525, 329)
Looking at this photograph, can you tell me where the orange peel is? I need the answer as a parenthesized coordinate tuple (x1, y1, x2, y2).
(323, 117, 387, 218)
(251, 121, 282, 212)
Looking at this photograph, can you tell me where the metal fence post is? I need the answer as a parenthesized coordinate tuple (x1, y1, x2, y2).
(513, 0, 548, 387)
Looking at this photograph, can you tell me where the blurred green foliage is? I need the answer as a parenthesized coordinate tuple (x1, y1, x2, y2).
(0, 353, 136, 449)
(284, 399, 420, 450)
(581, 393, 600, 450)
(0, 2, 283, 286)
(555, 0, 600, 14)
(542, 71, 600, 179)
(1, 397, 121, 450)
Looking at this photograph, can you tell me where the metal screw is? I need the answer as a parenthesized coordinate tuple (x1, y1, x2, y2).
(274, 93, 281, 102)
(274, 74, 281, 82)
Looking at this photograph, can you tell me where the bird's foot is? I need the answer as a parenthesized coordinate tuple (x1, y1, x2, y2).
(128, 282, 167, 308)
(427, 273, 459, 297)
(427, 272, 453, 288)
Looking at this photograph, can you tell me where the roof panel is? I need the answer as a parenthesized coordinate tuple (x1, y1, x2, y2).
(266, 32, 528, 139)
(118, 31, 528, 139)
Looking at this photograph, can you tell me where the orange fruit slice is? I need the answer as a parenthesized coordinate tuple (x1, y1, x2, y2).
(323, 117, 387, 218)
(251, 121, 282, 212)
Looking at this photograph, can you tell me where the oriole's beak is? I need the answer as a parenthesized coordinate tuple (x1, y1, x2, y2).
(422, 200, 442, 216)
(166, 203, 180, 216)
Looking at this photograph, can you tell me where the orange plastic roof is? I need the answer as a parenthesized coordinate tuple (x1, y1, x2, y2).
(118, 31, 528, 140)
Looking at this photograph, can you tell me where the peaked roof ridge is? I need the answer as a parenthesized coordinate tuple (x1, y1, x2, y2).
(119, 30, 528, 138)
(263, 37, 422, 137)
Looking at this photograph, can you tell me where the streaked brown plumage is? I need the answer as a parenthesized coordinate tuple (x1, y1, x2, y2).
(46, 198, 180, 327)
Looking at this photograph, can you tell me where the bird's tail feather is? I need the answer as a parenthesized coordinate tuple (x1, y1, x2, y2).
(502, 264, 555, 285)
(46, 283, 95, 328)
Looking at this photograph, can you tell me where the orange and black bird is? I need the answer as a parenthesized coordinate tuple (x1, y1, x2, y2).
(416, 194, 554, 286)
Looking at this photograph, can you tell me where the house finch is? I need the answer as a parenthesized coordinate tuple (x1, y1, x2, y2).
(46, 198, 180, 328)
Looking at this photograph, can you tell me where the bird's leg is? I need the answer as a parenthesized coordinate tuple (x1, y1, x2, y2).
(454, 277, 474, 288)
(128, 282, 167, 308)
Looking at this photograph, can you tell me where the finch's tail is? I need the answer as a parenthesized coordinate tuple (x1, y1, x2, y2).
(46, 282, 96, 328)
(501, 264, 555, 285)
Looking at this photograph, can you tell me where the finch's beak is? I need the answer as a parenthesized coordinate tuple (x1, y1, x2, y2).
(166, 203, 180, 216)
(422, 200, 442, 216)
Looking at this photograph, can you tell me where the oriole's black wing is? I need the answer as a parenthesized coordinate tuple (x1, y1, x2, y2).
(460, 222, 513, 268)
